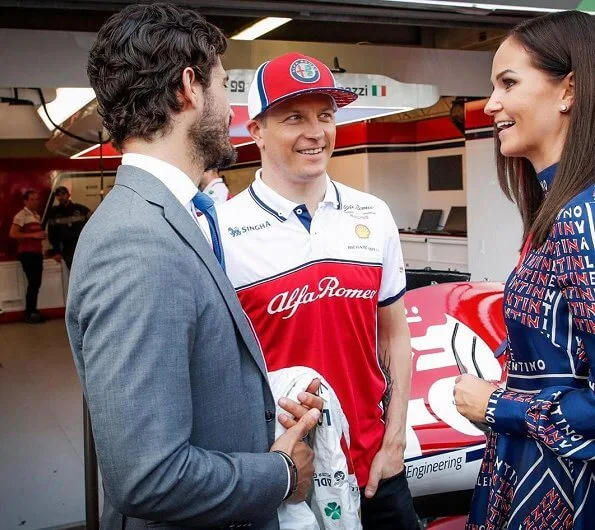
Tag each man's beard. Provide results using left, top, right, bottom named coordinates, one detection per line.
left=188, top=96, right=237, bottom=172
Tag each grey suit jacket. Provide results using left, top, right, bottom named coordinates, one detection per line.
left=66, top=165, right=286, bottom=529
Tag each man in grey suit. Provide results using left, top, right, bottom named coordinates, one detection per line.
left=66, top=4, right=321, bottom=529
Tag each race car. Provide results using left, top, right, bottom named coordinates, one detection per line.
left=402, top=281, right=507, bottom=527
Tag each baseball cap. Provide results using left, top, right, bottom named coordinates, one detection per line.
left=247, top=52, right=358, bottom=119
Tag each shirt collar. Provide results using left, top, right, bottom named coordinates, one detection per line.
left=121, top=153, right=198, bottom=207
left=536, top=162, right=558, bottom=193
left=249, top=169, right=341, bottom=221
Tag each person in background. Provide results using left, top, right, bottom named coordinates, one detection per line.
left=68, top=4, right=322, bottom=529
left=212, top=52, right=419, bottom=530
left=199, top=167, right=230, bottom=203
left=47, top=186, right=92, bottom=269
left=9, top=190, right=46, bottom=324
left=454, top=11, right=595, bottom=530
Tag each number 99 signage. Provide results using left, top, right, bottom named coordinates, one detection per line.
left=229, top=79, right=246, bottom=94
left=226, top=70, right=253, bottom=105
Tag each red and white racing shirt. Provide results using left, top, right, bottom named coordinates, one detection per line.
left=215, top=170, right=406, bottom=486
left=12, top=207, right=43, bottom=254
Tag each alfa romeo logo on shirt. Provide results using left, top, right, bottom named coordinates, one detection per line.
left=290, top=59, right=320, bottom=83
left=355, top=224, right=371, bottom=238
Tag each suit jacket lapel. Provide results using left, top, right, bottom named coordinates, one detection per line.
left=115, top=165, right=269, bottom=378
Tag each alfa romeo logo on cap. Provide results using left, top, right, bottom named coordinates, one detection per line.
left=290, top=59, right=320, bottom=84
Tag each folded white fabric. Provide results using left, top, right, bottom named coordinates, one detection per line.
left=268, top=366, right=362, bottom=530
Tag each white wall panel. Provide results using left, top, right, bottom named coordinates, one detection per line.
left=367, top=152, right=418, bottom=229
left=417, top=147, right=466, bottom=228
left=465, top=137, right=522, bottom=281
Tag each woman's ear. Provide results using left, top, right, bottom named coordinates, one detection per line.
left=560, top=71, right=575, bottom=111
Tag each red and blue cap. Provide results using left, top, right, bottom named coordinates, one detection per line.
left=247, top=52, right=358, bottom=119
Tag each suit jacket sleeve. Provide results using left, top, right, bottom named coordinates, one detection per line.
left=67, top=215, right=287, bottom=526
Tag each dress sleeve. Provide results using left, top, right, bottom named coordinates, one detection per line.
left=487, top=199, right=595, bottom=461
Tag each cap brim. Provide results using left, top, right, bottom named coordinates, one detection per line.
left=255, top=87, right=358, bottom=118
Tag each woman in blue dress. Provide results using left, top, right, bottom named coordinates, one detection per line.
left=453, top=10, right=595, bottom=530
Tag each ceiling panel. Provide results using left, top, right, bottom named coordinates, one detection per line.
left=0, top=0, right=533, bottom=49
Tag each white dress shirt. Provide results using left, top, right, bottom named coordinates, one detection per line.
left=121, top=153, right=209, bottom=240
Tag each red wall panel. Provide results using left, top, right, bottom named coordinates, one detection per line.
left=465, top=99, right=492, bottom=130
left=0, top=157, right=120, bottom=261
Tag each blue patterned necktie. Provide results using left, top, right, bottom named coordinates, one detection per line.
left=192, top=191, right=225, bottom=271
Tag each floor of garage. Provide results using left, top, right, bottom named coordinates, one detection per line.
left=0, top=318, right=100, bottom=530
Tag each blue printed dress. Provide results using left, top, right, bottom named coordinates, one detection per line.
left=467, top=164, right=595, bottom=530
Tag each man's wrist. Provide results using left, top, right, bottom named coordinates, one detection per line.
left=380, top=429, right=406, bottom=452
left=273, top=450, right=297, bottom=500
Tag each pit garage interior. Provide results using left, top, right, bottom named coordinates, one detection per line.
left=0, top=1, right=588, bottom=529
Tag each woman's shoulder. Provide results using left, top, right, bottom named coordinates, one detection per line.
left=547, top=185, right=595, bottom=249
left=556, top=184, right=595, bottom=221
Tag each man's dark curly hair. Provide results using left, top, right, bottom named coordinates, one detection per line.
left=87, top=3, right=227, bottom=150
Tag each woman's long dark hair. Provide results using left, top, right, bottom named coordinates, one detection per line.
left=495, top=11, right=595, bottom=247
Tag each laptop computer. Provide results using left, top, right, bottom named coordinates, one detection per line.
left=423, top=206, right=467, bottom=236
left=440, top=206, right=467, bottom=236
left=416, top=209, right=443, bottom=233
left=399, top=209, right=443, bottom=234
left=444, top=206, right=467, bottom=236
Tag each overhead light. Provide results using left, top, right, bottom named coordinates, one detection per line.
left=37, top=88, right=96, bottom=131
left=231, top=17, right=292, bottom=41
left=383, top=1, right=564, bottom=13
